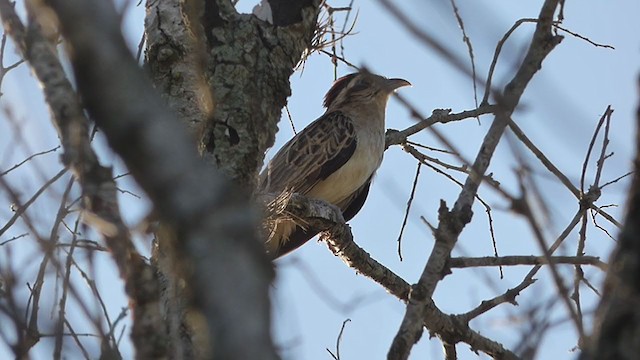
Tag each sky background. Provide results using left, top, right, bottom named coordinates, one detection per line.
left=0, top=0, right=638, bottom=359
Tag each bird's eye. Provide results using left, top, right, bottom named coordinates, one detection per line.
left=350, top=79, right=370, bottom=93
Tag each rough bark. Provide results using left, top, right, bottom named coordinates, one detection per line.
left=143, top=0, right=321, bottom=358
left=146, top=0, right=320, bottom=187
left=44, top=0, right=283, bottom=359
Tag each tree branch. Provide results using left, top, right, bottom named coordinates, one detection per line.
left=584, top=76, right=640, bottom=359
left=264, top=193, right=520, bottom=359
left=388, top=1, right=563, bottom=358
left=0, top=2, right=165, bottom=358
left=385, top=105, right=496, bottom=148
left=42, top=0, right=277, bottom=359
left=449, top=256, right=606, bottom=270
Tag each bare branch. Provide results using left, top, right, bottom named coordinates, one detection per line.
left=388, top=1, right=563, bottom=357
left=42, top=0, right=277, bottom=359
left=0, top=2, right=166, bottom=356
left=449, top=256, right=606, bottom=270
left=396, top=162, right=421, bottom=261
left=0, top=169, right=67, bottom=237
left=554, top=24, right=615, bottom=50
left=449, top=0, right=478, bottom=109
left=264, top=192, right=520, bottom=359
left=385, top=105, right=496, bottom=148
left=326, top=318, right=350, bottom=360
left=584, top=76, right=640, bottom=359
left=481, top=18, right=539, bottom=106
left=0, top=146, right=60, bottom=178
left=508, top=119, right=580, bottom=198
left=580, top=106, right=614, bottom=192
left=53, top=209, right=81, bottom=360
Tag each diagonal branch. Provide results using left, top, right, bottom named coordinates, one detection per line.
left=264, top=192, right=520, bottom=359
left=41, top=1, right=278, bottom=359
left=387, top=1, right=563, bottom=358
left=0, top=2, right=164, bottom=358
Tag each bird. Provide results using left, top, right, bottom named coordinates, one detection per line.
left=259, top=71, right=411, bottom=258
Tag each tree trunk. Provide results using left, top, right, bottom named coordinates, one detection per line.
left=144, top=1, right=321, bottom=358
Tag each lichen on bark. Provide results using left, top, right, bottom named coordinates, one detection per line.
left=143, top=1, right=321, bottom=358
left=201, top=7, right=319, bottom=187
left=146, top=1, right=320, bottom=187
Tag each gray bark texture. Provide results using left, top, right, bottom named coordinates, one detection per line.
left=31, top=0, right=321, bottom=359
left=142, top=0, right=321, bottom=359
left=146, top=0, right=320, bottom=187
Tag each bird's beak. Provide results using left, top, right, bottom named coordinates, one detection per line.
left=384, top=78, right=412, bottom=93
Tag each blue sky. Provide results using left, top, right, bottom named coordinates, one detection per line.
left=263, top=2, right=638, bottom=358
left=1, top=1, right=638, bottom=359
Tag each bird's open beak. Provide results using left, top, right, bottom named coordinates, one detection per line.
left=385, top=78, right=412, bottom=93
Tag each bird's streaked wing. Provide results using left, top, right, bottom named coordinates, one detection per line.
left=259, top=110, right=356, bottom=195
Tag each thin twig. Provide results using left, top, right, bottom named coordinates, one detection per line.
left=481, top=18, right=539, bottom=105
left=53, top=213, right=81, bottom=359
left=449, top=255, right=605, bottom=270
left=449, top=0, right=479, bottom=111
left=460, top=206, right=582, bottom=322
left=0, top=146, right=60, bottom=177
left=600, top=171, right=634, bottom=190
left=396, top=162, right=421, bottom=261
left=0, top=169, right=67, bottom=237
left=0, top=232, right=28, bottom=246
left=593, top=107, right=613, bottom=188
left=553, top=24, right=615, bottom=50
left=515, top=181, right=585, bottom=341
left=326, top=319, right=351, bottom=360
left=284, top=105, right=297, bottom=135
left=508, top=118, right=580, bottom=198
left=385, top=105, right=497, bottom=148
left=580, top=106, right=612, bottom=192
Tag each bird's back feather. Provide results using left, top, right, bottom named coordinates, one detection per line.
left=259, top=111, right=357, bottom=196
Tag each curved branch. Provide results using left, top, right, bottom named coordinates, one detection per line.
left=266, top=193, right=520, bottom=359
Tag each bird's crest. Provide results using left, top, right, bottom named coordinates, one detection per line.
left=323, top=73, right=358, bottom=108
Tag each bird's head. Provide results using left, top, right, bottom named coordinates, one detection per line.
left=323, top=72, right=411, bottom=111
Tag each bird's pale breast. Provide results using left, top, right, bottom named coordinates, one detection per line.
left=306, top=125, right=384, bottom=207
